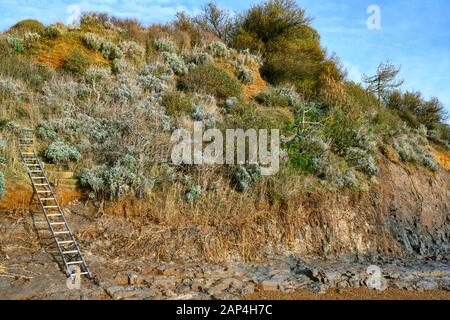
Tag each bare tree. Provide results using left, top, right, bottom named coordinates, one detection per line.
left=362, top=61, right=404, bottom=104
left=196, top=2, right=234, bottom=43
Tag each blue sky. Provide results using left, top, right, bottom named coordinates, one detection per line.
left=1, top=0, right=449, bottom=117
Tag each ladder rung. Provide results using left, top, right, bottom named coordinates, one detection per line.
left=50, top=222, right=66, bottom=225
left=40, top=197, right=55, bottom=201
left=58, top=240, right=74, bottom=244
left=37, top=190, right=52, bottom=193
left=35, top=184, right=48, bottom=186
left=44, top=205, right=58, bottom=208
left=54, top=231, right=70, bottom=234
left=32, top=177, right=46, bottom=179
left=30, top=170, right=43, bottom=173
left=66, top=261, right=83, bottom=265
left=63, top=250, right=78, bottom=254
left=47, top=213, right=62, bottom=217
left=22, top=152, right=35, bottom=155
left=27, top=163, right=40, bottom=166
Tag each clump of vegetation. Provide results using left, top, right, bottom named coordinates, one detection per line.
left=178, top=63, right=242, bottom=99
left=23, top=32, right=41, bottom=49
left=391, top=133, right=439, bottom=171
left=232, top=0, right=343, bottom=98
left=184, top=50, right=212, bottom=65
left=80, top=32, right=102, bottom=51
left=257, top=85, right=298, bottom=107
left=345, top=147, right=379, bottom=176
left=163, top=52, right=187, bottom=75
left=236, top=66, right=254, bottom=84
left=6, top=35, right=24, bottom=53
left=9, top=19, right=45, bottom=35
left=232, top=164, right=261, bottom=191
left=62, top=49, right=91, bottom=74
left=120, top=40, right=145, bottom=62
left=43, top=24, right=63, bottom=38
left=190, top=105, right=216, bottom=128
left=207, top=41, right=229, bottom=58
left=80, top=163, right=153, bottom=200
left=154, top=37, right=176, bottom=53
left=0, top=76, right=23, bottom=100
left=225, top=96, right=239, bottom=108
left=44, top=140, right=81, bottom=164
left=100, top=40, right=123, bottom=60
left=161, top=91, right=192, bottom=116
left=184, top=185, right=202, bottom=204
left=36, top=122, right=59, bottom=140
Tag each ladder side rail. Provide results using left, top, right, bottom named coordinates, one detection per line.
left=33, top=150, right=92, bottom=277
left=19, top=149, right=71, bottom=275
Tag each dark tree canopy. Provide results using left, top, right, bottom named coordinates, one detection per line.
left=387, top=90, right=448, bottom=129
left=231, top=0, right=343, bottom=99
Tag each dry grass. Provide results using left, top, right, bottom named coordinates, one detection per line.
left=75, top=167, right=330, bottom=263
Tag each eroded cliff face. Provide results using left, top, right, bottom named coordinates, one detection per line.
left=1, top=152, right=448, bottom=263
left=284, top=154, right=449, bottom=260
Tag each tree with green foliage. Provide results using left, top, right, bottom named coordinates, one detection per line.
left=231, top=0, right=343, bottom=98
left=387, top=90, right=447, bottom=129
left=362, top=61, right=404, bottom=104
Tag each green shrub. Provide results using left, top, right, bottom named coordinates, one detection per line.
left=345, top=147, right=379, bottom=176
left=36, top=122, right=58, bottom=140
left=154, top=37, right=176, bottom=53
left=226, top=102, right=293, bottom=133
left=161, top=91, right=192, bottom=116
left=80, top=163, right=151, bottom=200
left=207, top=41, right=229, bottom=58
left=163, top=52, right=187, bottom=75
left=178, top=63, right=243, bottom=99
left=231, top=164, right=261, bottom=191
left=391, top=134, right=439, bottom=171
left=79, top=167, right=105, bottom=195
left=80, top=32, right=102, bottom=51
left=23, top=32, right=41, bottom=49
left=43, top=25, right=62, bottom=38
left=184, top=51, right=212, bottom=65
left=225, top=97, right=239, bottom=108
left=100, top=41, right=123, bottom=60
left=236, top=66, right=254, bottom=84
left=287, top=130, right=329, bottom=174
left=62, top=49, right=91, bottom=74
left=44, top=140, right=81, bottom=164
left=6, top=35, right=24, bottom=53
left=256, top=85, right=298, bottom=107
left=184, top=185, right=202, bottom=204
left=119, top=40, right=145, bottom=61
left=190, top=105, right=216, bottom=129
left=422, top=155, right=438, bottom=171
